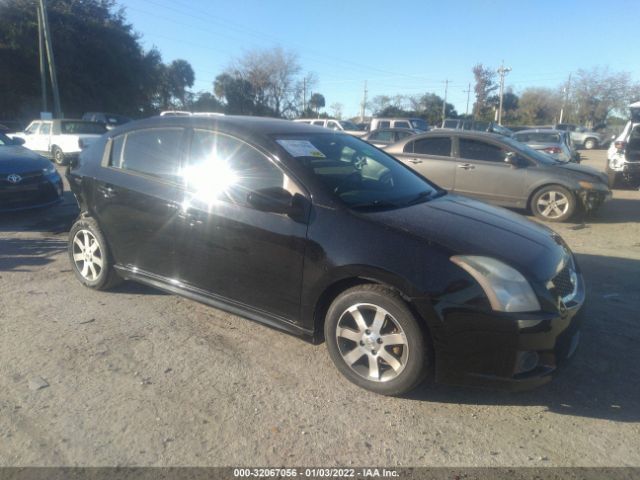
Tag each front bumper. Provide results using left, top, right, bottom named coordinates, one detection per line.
left=427, top=276, right=585, bottom=391
left=578, top=187, right=611, bottom=213
left=0, top=175, right=63, bottom=212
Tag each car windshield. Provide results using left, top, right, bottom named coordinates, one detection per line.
left=500, top=136, right=559, bottom=164
left=339, top=120, right=360, bottom=131
left=274, top=132, right=442, bottom=210
left=60, top=121, right=107, bottom=134
left=410, top=119, right=428, bottom=131
left=514, top=132, right=561, bottom=143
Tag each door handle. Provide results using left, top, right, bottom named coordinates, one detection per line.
left=97, top=184, right=117, bottom=198
left=457, top=163, right=475, bottom=170
left=408, top=158, right=423, bottom=164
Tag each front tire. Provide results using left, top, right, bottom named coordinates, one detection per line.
left=531, top=185, right=577, bottom=222
left=324, top=285, right=428, bottom=396
left=68, top=218, right=122, bottom=290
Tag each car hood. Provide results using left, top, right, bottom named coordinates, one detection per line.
left=0, top=146, right=51, bottom=173
left=362, top=194, right=569, bottom=283
left=554, top=162, right=608, bottom=183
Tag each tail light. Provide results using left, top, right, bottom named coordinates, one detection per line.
left=614, top=141, right=626, bottom=152
left=543, top=146, right=562, bottom=154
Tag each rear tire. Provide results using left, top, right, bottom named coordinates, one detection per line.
left=52, top=145, right=66, bottom=165
left=68, top=217, right=122, bottom=290
left=324, top=284, right=428, bottom=396
left=583, top=138, right=597, bottom=150
left=531, top=185, right=576, bottom=222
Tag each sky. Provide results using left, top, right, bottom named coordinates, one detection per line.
left=118, top=0, right=640, bottom=118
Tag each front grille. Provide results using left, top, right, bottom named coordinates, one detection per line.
left=0, top=170, right=44, bottom=186
left=551, top=262, right=577, bottom=302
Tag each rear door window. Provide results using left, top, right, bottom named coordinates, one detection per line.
left=394, top=121, right=410, bottom=129
left=378, top=121, right=391, bottom=129
left=459, top=138, right=505, bottom=162
left=413, top=137, right=452, bottom=156
left=115, top=128, right=183, bottom=181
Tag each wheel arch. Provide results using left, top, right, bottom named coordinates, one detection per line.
left=311, top=273, right=433, bottom=346
left=526, top=181, right=576, bottom=212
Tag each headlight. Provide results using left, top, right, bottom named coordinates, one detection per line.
left=42, top=164, right=56, bottom=175
left=450, top=255, right=541, bottom=313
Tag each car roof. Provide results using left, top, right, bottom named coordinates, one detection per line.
left=119, top=115, right=331, bottom=137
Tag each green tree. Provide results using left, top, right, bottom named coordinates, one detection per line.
left=309, top=93, right=325, bottom=115
left=0, top=0, right=164, bottom=119
left=213, top=73, right=258, bottom=115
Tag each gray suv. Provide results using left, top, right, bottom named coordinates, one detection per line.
left=385, top=131, right=610, bottom=222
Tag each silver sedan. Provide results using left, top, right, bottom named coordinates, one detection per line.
left=385, top=130, right=610, bottom=222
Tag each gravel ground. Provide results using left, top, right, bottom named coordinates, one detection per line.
left=0, top=149, right=639, bottom=467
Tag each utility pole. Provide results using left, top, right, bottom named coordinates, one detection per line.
left=37, top=4, right=47, bottom=114
left=496, top=62, right=511, bottom=125
left=442, top=79, right=449, bottom=126
left=463, top=83, right=471, bottom=117
left=302, top=77, right=306, bottom=114
left=559, top=72, right=572, bottom=124
left=360, top=80, right=367, bottom=123
left=38, top=0, right=62, bottom=118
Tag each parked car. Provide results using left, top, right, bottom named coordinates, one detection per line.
left=82, top=112, right=132, bottom=130
left=606, top=101, right=640, bottom=187
left=385, top=131, right=610, bottom=222
left=440, top=119, right=513, bottom=137
left=0, top=132, right=63, bottom=212
left=293, top=118, right=365, bottom=137
left=10, top=119, right=106, bottom=165
left=369, top=117, right=428, bottom=132
left=554, top=124, right=604, bottom=150
left=362, top=128, right=420, bottom=148
left=67, top=116, right=584, bottom=395
left=512, top=129, right=580, bottom=163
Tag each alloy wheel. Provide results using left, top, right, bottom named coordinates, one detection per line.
left=335, top=303, right=409, bottom=382
left=535, top=190, right=570, bottom=219
left=71, top=229, right=103, bottom=281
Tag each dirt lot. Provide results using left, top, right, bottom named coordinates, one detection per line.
left=1, top=150, right=639, bottom=467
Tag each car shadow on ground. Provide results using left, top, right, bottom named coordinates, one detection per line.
left=407, top=253, right=640, bottom=423
left=0, top=237, right=68, bottom=271
left=587, top=196, right=640, bottom=224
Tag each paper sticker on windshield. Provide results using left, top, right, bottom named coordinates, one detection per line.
left=276, top=140, right=326, bottom=158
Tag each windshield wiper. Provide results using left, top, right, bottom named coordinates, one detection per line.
left=406, top=190, right=435, bottom=205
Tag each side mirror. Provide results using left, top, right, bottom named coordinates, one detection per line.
left=12, top=137, right=25, bottom=146
left=247, top=187, right=294, bottom=214
left=504, top=152, right=523, bottom=167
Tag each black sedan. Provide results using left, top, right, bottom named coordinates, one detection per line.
left=0, top=132, right=63, bottom=212
left=66, top=116, right=584, bottom=395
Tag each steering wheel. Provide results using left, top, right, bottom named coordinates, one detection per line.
left=334, top=172, right=362, bottom=195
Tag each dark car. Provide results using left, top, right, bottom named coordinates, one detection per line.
left=385, top=131, right=610, bottom=222
left=0, top=132, right=63, bottom=212
left=362, top=128, right=420, bottom=147
left=67, top=116, right=584, bottom=396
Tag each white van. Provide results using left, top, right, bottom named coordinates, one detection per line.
left=369, top=117, right=428, bottom=132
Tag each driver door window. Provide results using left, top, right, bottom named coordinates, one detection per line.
left=458, top=138, right=505, bottom=162
left=186, top=130, right=297, bottom=207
